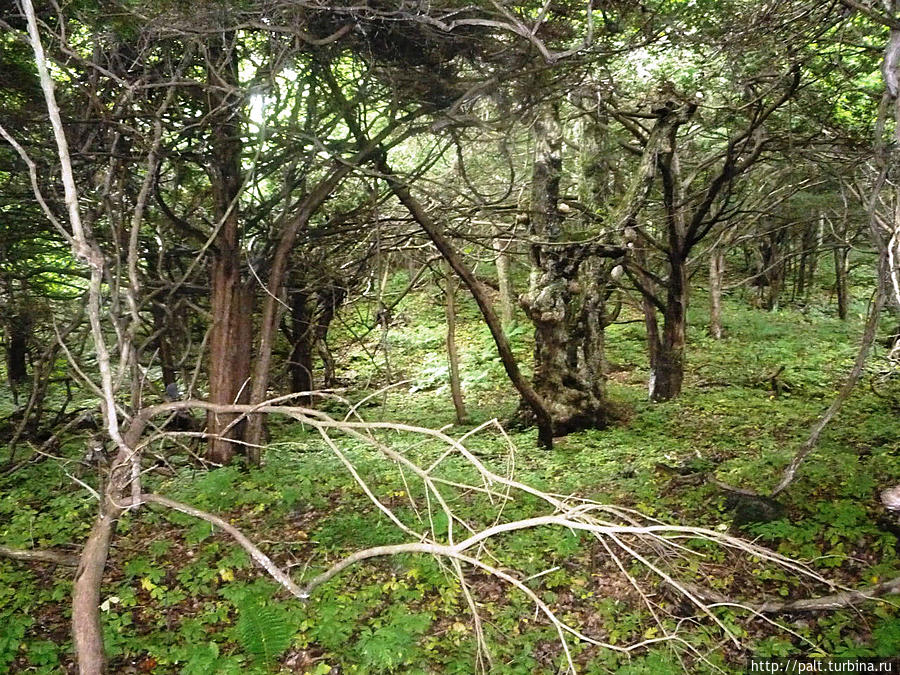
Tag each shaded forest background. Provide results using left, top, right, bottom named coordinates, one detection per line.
left=2, top=0, right=900, bottom=672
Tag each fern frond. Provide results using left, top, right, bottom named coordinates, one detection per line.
left=235, top=604, right=292, bottom=666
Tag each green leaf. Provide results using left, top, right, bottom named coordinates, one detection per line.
left=235, top=604, right=292, bottom=666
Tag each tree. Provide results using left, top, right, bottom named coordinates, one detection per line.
left=6, top=1, right=900, bottom=673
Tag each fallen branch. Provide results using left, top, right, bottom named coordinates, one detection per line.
left=0, top=544, right=79, bottom=566
left=679, top=574, right=900, bottom=614
left=139, top=493, right=307, bottom=599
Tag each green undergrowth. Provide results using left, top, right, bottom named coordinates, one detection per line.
left=1, top=281, right=899, bottom=673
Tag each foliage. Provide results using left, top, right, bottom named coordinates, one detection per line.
left=1, top=0, right=899, bottom=671
left=235, top=602, right=293, bottom=668
left=2, top=286, right=899, bottom=672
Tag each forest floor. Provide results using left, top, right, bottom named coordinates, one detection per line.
left=1, top=278, right=900, bottom=673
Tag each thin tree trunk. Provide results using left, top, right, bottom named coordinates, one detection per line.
left=650, top=256, right=688, bottom=402
left=494, top=230, right=515, bottom=327
left=244, top=166, right=357, bottom=458
left=762, top=228, right=787, bottom=311
left=642, top=296, right=661, bottom=379
left=835, top=245, right=850, bottom=320
left=378, top=160, right=555, bottom=448
left=771, top=273, right=885, bottom=496
left=807, top=214, right=823, bottom=291
left=444, top=263, right=468, bottom=424
left=151, top=303, right=177, bottom=390
left=709, top=249, right=725, bottom=339
left=71, top=406, right=156, bottom=674
left=314, top=287, right=343, bottom=388
left=8, top=297, right=86, bottom=462
left=72, top=502, right=120, bottom=674
left=288, top=290, right=315, bottom=397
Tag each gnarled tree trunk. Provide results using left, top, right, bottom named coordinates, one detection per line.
left=521, top=103, right=615, bottom=432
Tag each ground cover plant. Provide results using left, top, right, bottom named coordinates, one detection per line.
left=2, top=284, right=899, bottom=673
left=2, top=0, right=900, bottom=673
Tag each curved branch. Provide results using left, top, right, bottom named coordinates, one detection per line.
left=140, top=493, right=308, bottom=599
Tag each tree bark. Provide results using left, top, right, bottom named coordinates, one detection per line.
left=204, top=37, right=252, bottom=465
left=709, top=249, right=725, bottom=339
left=206, top=252, right=253, bottom=465
left=650, top=255, right=688, bottom=401
left=494, top=230, right=515, bottom=327
left=520, top=103, right=616, bottom=432
left=834, top=244, right=850, bottom=320
left=444, top=263, right=468, bottom=424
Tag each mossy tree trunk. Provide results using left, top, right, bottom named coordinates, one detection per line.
left=521, top=102, right=617, bottom=433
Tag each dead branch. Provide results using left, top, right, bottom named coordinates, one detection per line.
left=680, top=574, right=900, bottom=614
left=0, top=545, right=79, bottom=566
left=139, top=493, right=307, bottom=598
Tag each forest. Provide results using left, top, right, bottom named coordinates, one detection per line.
left=1, top=0, right=900, bottom=672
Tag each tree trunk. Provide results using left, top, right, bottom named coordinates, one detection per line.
left=205, top=37, right=252, bottom=465
left=288, top=290, right=315, bottom=398
left=444, top=263, right=468, bottom=424
left=6, top=313, right=29, bottom=405
left=494, top=230, right=515, bottom=327
left=243, top=166, right=357, bottom=458
left=151, top=303, right=177, bottom=391
left=642, top=295, right=661, bottom=377
left=650, top=108, right=691, bottom=403
left=314, top=285, right=344, bottom=389
left=650, top=255, right=687, bottom=401
left=761, top=227, right=787, bottom=311
left=807, top=214, right=824, bottom=292
left=709, top=249, right=725, bottom=339
left=835, top=245, right=850, bottom=320
left=207, top=264, right=253, bottom=464
left=796, top=219, right=815, bottom=299
left=521, top=103, right=613, bottom=432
